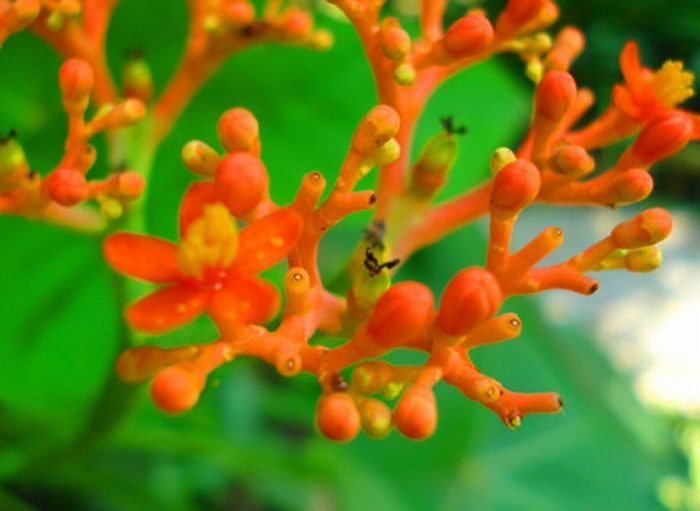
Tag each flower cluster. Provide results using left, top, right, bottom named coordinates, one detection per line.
left=1, top=59, right=145, bottom=228
left=0, top=0, right=328, bottom=227
left=3, top=0, right=699, bottom=441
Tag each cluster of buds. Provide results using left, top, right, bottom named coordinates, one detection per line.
left=105, top=0, right=699, bottom=441
left=3, top=0, right=699, bottom=441
left=0, top=0, right=327, bottom=227
left=0, top=59, right=145, bottom=228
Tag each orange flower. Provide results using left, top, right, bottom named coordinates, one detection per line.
left=104, top=203, right=303, bottom=334
left=614, top=41, right=698, bottom=130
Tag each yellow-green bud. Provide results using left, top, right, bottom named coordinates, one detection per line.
left=490, top=147, right=516, bottom=175
left=182, top=140, right=220, bottom=177
left=0, top=133, right=28, bottom=189
left=416, top=131, right=458, bottom=174
left=373, top=138, right=401, bottom=167
left=394, top=62, right=416, bottom=86
left=624, top=246, right=663, bottom=272
left=122, top=54, right=154, bottom=103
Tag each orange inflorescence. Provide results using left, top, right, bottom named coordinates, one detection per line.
left=0, top=0, right=328, bottom=228
left=0, top=58, right=145, bottom=229
left=3, top=0, right=699, bottom=440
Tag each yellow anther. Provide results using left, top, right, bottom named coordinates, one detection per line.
left=178, top=203, right=238, bottom=280
left=652, top=60, right=695, bottom=107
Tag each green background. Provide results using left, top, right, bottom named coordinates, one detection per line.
left=1, top=1, right=699, bottom=509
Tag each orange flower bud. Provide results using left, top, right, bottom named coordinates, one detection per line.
left=222, top=1, right=255, bottom=27
left=442, top=14, right=494, bottom=58
left=607, top=168, right=653, bottom=204
left=214, top=152, right=268, bottom=216
left=351, top=105, right=400, bottom=157
left=12, top=0, right=41, bottom=24
left=489, top=159, right=541, bottom=217
left=379, top=18, right=411, bottom=61
left=611, top=208, right=673, bottom=249
left=115, top=171, right=146, bottom=199
left=281, top=8, right=313, bottom=39
left=436, top=267, right=502, bottom=337
left=366, top=282, right=435, bottom=348
left=627, top=112, right=693, bottom=167
left=316, top=393, right=361, bottom=442
left=393, top=388, right=437, bottom=439
left=59, top=58, right=94, bottom=108
left=217, top=107, right=260, bottom=153
left=359, top=398, right=392, bottom=438
left=551, top=145, right=594, bottom=177
left=535, top=71, right=577, bottom=122
left=150, top=365, right=204, bottom=414
left=44, top=167, right=89, bottom=206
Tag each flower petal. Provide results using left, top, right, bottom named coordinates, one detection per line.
left=619, top=41, right=646, bottom=95
left=207, top=273, right=280, bottom=325
left=127, top=284, right=209, bottom=334
left=179, top=182, right=219, bottom=237
left=612, top=84, right=642, bottom=120
left=104, top=233, right=180, bottom=283
left=232, top=208, right=303, bottom=274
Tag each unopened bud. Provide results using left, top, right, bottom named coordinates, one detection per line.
left=281, top=8, right=313, bottom=39
left=611, top=208, right=673, bottom=249
left=489, top=147, right=516, bottom=175
left=624, top=246, right=663, bottom=272
left=489, top=159, right=541, bottom=216
left=45, top=167, right=89, bottom=206
left=535, top=70, right=577, bottom=121
left=316, top=393, right=361, bottom=442
left=151, top=365, right=204, bottom=414
left=551, top=145, right=594, bottom=177
left=352, top=105, right=401, bottom=157
left=394, top=388, right=437, bottom=439
left=379, top=17, right=411, bottom=60
left=214, top=152, right=268, bottom=216
left=0, top=133, right=28, bottom=188
left=122, top=53, right=154, bottom=103
left=359, top=399, right=392, bottom=438
left=115, top=171, right=146, bottom=199
left=394, top=62, right=416, bottom=85
left=182, top=140, right=221, bottom=177
left=607, top=168, right=653, bottom=204
left=435, top=267, right=502, bottom=337
left=218, top=107, right=260, bottom=153
left=222, top=1, right=255, bottom=27
left=59, top=58, right=94, bottom=109
left=373, top=138, right=400, bottom=167
left=441, top=14, right=494, bottom=59
left=366, top=282, right=435, bottom=348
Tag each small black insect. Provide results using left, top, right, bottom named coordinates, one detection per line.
left=440, top=116, right=468, bottom=136
left=364, top=246, right=400, bottom=277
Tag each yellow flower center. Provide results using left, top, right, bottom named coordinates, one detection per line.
left=652, top=60, right=695, bottom=107
left=178, top=203, right=238, bottom=281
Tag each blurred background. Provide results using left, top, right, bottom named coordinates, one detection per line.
left=1, top=0, right=699, bottom=509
